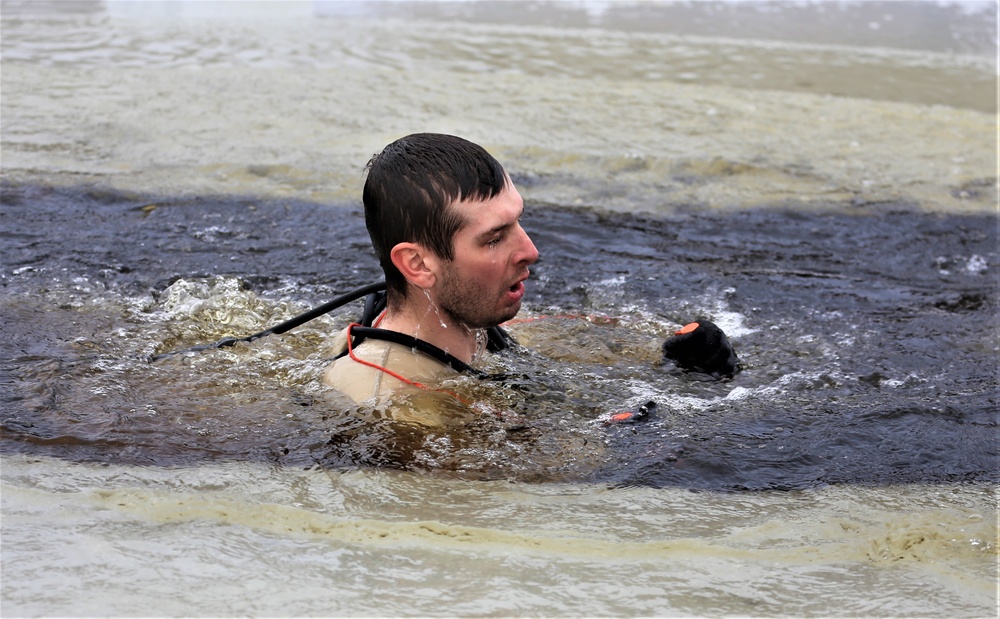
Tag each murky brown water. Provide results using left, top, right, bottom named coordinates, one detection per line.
left=2, top=1, right=997, bottom=617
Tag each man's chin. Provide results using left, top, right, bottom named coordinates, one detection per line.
left=496, top=301, right=522, bottom=325
left=469, top=305, right=521, bottom=330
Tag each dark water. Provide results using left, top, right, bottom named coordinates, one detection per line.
left=1, top=182, right=997, bottom=490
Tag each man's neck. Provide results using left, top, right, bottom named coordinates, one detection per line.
left=378, top=295, right=481, bottom=364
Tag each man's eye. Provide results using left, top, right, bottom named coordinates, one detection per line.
left=487, top=235, right=503, bottom=248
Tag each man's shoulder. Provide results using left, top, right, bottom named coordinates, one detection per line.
left=323, top=337, right=457, bottom=403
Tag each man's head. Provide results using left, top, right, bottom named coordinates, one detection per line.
left=363, top=133, right=538, bottom=326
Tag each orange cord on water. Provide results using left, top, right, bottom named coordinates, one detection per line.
left=502, top=313, right=619, bottom=326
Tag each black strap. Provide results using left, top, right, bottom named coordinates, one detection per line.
left=151, top=279, right=520, bottom=381
left=361, top=287, right=387, bottom=327
left=353, top=289, right=518, bottom=353
left=337, top=300, right=521, bottom=381
left=150, top=281, right=387, bottom=362
left=345, top=325, right=487, bottom=378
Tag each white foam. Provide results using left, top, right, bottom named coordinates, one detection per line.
left=966, top=254, right=988, bottom=274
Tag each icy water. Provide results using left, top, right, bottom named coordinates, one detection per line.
left=1, top=1, right=998, bottom=617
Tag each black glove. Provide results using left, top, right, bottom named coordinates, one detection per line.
left=662, top=319, right=740, bottom=379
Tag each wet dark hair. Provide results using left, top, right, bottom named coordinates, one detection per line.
left=362, top=133, right=509, bottom=302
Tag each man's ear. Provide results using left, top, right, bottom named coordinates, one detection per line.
left=390, top=242, right=439, bottom=289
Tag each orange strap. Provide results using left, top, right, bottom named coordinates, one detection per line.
left=503, top=313, right=619, bottom=326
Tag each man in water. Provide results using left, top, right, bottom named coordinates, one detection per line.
left=324, top=133, right=540, bottom=410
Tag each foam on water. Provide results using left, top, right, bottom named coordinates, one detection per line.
left=2, top=452, right=996, bottom=616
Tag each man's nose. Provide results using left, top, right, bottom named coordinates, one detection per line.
left=517, top=226, right=540, bottom=265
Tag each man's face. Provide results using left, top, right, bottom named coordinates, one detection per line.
left=434, top=182, right=539, bottom=329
